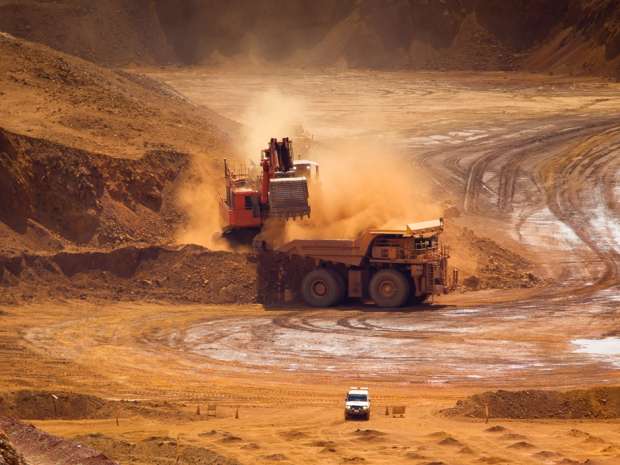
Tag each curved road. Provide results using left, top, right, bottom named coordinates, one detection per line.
left=20, top=71, right=620, bottom=393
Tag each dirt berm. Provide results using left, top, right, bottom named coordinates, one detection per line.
left=0, top=391, right=188, bottom=421
left=74, top=433, right=242, bottom=465
left=444, top=387, right=620, bottom=419
left=0, top=245, right=255, bottom=305
left=0, top=391, right=117, bottom=420
left=0, top=432, right=28, bottom=465
left=1, top=417, right=119, bottom=465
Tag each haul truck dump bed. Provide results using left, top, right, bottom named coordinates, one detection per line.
left=256, top=219, right=449, bottom=308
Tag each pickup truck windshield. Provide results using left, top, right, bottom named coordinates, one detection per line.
left=347, top=394, right=368, bottom=402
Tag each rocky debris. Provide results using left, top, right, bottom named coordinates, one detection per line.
left=443, top=387, right=620, bottom=419
left=0, top=418, right=118, bottom=465
left=0, top=128, right=187, bottom=247
left=446, top=225, right=543, bottom=291
left=0, top=433, right=28, bottom=465
left=0, top=245, right=256, bottom=305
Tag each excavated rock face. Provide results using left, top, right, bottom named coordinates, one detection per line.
left=570, top=0, right=620, bottom=60
left=0, top=128, right=186, bottom=245
left=153, top=0, right=354, bottom=63
left=475, top=0, right=570, bottom=51
left=1, top=0, right=619, bottom=77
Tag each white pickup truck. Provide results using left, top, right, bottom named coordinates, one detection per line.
left=344, top=387, right=370, bottom=420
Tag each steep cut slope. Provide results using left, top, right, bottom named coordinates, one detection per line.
left=0, top=0, right=618, bottom=77
left=0, top=0, right=174, bottom=66
left=0, top=32, right=233, bottom=159
left=524, top=0, right=620, bottom=77
left=0, top=128, right=186, bottom=252
left=0, top=34, right=235, bottom=256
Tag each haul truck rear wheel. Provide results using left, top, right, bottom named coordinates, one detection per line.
left=302, top=268, right=344, bottom=307
left=369, top=269, right=410, bottom=307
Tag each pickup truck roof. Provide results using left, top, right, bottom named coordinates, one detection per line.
left=348, top=387, right=369, bottom=395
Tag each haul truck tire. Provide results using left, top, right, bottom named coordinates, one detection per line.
left=369, top=269, right=410, bottom=307
left=302, top=268, right=344, bottom=307
left=330, top=269, right=346, bottom=305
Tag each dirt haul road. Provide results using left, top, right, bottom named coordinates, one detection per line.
left=1, top=70, right=620, bottom=465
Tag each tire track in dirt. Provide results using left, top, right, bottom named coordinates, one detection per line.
left=542, top=126, right=620, bottom=291
left=419, top=114, right=619, bottom=300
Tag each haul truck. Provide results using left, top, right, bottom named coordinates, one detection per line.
left=258, top=218, right=449, bottom=307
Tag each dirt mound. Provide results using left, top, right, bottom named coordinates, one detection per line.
left=0, top=433, right=28, bottom=465
left=485, top=425, right=507, bottom=433
left=0, top=418, right=118, bottom=465
left=0, top=391, right=116, bottom=420
left=444, top=387, right=620, bottom=419
left=75, top=432, right=241, bottom=465
left=507, top=441, right=535, bottom=449
left=438, top=436, right=462, bottom=447
left=0, top=391, right=180, bottom=420
left=0, top=245, right=255, bottom=305
left=352, top=429, right=385, bottom=442
left=444, top=224, right=543, bottom=291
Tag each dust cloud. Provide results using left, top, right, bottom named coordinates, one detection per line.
left=286, top=139, right=442, bottom=240
left=174, top=155, right=230, bottom=250
left=240, top=88, right=307, bottom=161
left=174, top=89, right=306, bottom=251
left=175, top=87, right=441, bottom=249
left=240, top=89, right=442, bottom=240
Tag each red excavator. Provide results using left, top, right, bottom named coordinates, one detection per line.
left=220, top=138, right=317, bottom=238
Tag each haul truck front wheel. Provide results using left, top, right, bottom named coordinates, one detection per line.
left=302, top=268, right=344, bottom=307
left=369, top=269, right=410, bottom=307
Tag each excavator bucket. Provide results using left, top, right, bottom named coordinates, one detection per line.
left=269, top=177, right=310, bottom=218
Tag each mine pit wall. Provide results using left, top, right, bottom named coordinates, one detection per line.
left=0, top=128, right=187, bottom=247
left=0, top=0, right=618, bottom=77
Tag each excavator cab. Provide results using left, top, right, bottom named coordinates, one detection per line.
left=220, top=188, right=261, bottom=233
